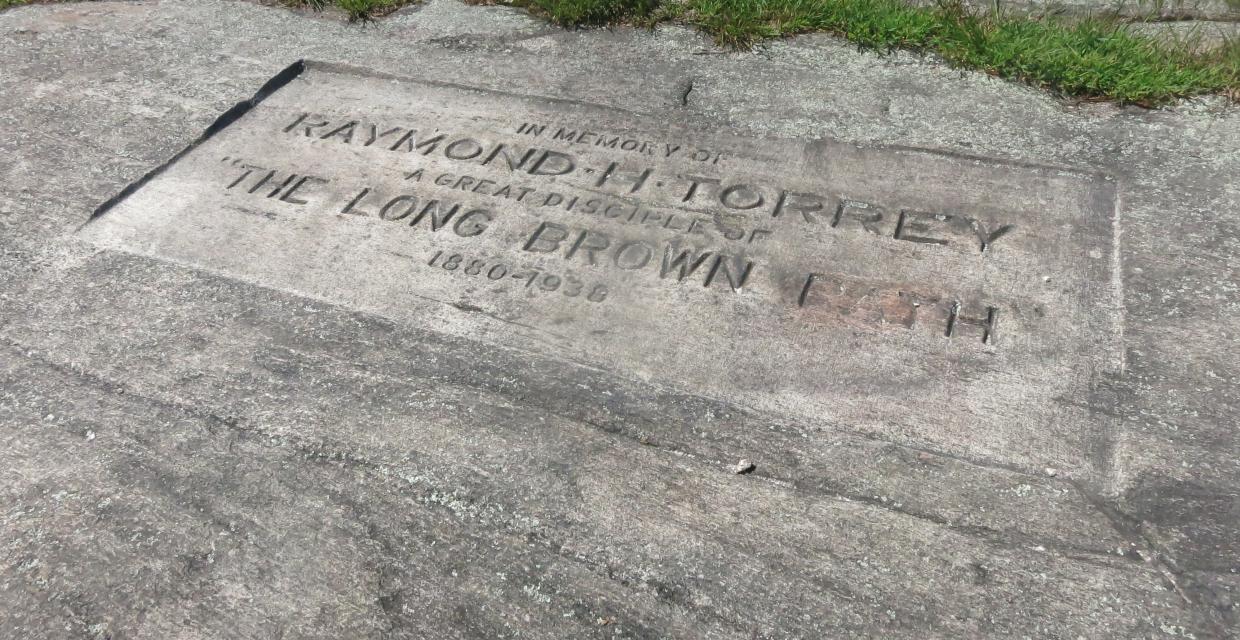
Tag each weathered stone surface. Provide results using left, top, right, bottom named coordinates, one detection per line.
left=927, top=0, right=1240, bottom=20
left=1126, top=19, right=1240, bottom=52
left=80, top=61, right=1122, bottom=475
left=1, top=1, right=1238, bottom=639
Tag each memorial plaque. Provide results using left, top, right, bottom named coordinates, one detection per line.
left=81, top=61, right=1122, bottom=470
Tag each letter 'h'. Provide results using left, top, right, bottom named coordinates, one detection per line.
left=946, top=302, right=998, bottom=344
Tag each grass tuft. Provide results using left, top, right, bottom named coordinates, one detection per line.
left=5, top=0, right=1238, bottom=104
left=281, top=0, right=413, bottom=20
left=495, top=0, right=660, bottom=25
left=671, top=0, right=1238, bottom=104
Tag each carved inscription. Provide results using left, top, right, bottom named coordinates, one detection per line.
left=204, top=110, right=1051, bottom=347
left=81, top=64, right=1121, bottom=468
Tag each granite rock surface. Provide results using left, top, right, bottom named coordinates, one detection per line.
left=0, top=1, right=1238, bottom=638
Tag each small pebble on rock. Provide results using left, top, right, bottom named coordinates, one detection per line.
left=734, top=459, right=756, bottom=475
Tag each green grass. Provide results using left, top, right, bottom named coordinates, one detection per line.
left=281, top=0, right=414, bottom=20
left=672, top=0, right=1238, bottom=105
left=6, top=0, right=1238, bottom=105
left=485, top=0, right=660, bottom=25
left=323, top=0, right=1240, bottom=104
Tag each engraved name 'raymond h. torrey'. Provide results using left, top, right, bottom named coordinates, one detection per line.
left=79, top=62, right=1122, bottom=469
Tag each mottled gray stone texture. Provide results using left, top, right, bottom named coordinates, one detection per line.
left=1, top=1, right=1238, bottom=639
left=944, top=0, right=1240, bottom=19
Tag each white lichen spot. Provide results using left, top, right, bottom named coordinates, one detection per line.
left=1159, top=623, right=1197, bottom=638
left=522, top=583, right=552, bottom=604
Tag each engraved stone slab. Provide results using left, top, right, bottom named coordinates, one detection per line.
left=81, top=61, right=1122, bottom=471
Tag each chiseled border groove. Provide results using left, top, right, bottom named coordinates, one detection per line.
left=83, top=59, right=308, bottom=226
left=75, top=58, right=1126, bottom=479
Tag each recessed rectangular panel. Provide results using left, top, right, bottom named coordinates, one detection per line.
left=81, top=62, right=1122, bottom=470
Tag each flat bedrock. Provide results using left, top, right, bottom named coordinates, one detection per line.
left=1, top=1, right=1238, bottom=638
